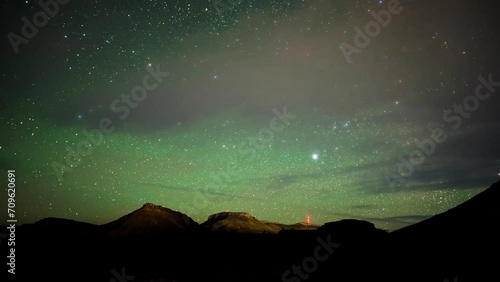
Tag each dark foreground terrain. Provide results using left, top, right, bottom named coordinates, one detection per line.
left=3, top=180, right=500, bottom=282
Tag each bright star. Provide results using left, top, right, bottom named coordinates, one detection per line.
left=312, top=153, right=319, bottom=160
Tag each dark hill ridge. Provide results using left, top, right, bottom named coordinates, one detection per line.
left=393, top=179, right=500, bottom=238
left=273, top=221, right=320, bottom=231
left=33, top=217, right=97, bottom=231
left=10, top=179, right=500, bottom=282
left=318, top=219, right=389, bottom=242
left=388, top=179, right=500, bottom=282
left=15, top=217, right=98, bottom=241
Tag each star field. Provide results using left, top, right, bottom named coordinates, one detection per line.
left=0, top=0, right=499, bottom=230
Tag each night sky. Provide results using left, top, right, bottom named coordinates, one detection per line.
left=1, top=0, right=499, bottom=230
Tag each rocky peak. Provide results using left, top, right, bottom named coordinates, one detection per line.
left=207, top=211, right=255, bottom=221
left=142, top=203, right=166, bottom=210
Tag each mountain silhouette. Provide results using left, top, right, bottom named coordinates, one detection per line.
left=387, top=179, right=500, bottom=282
left=6, top=180, right=499, bottom=282
left=393, top=179, right=500, bottom=237
left=93, top=203, right=199, bottom=240
left=201, top=211, right=319, bottom=233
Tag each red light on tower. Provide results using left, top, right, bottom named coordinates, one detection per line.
left=306, top=214, right=311, bottom=225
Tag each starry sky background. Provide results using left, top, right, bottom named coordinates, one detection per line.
left=1, top=0, right=499, bottom=230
